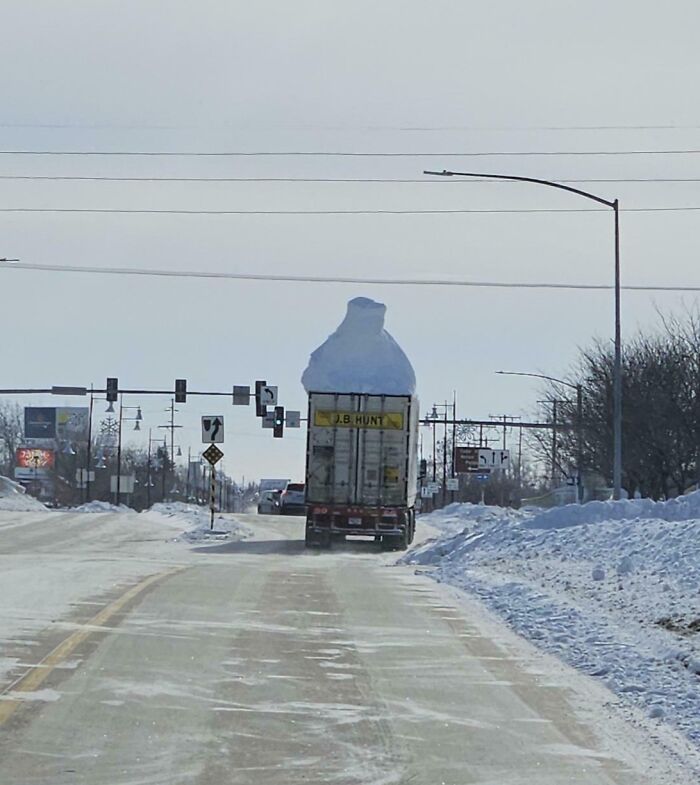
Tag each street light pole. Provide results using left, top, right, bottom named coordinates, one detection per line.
left=613, top=200, right=622, bottom=498
left=427, top=168, right=622, bottom=499
left=116, top=395, right=123, bottom=507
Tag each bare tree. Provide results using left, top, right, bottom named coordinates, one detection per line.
left=0, top=401, right=23, bottom=477
left=536, top=308, right=700, bottom=499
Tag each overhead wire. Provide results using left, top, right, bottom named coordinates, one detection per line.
left=1, top=260, right=699, bottom=293
left=1, top=122, right=700, bottom=131
left=1, top=175, right=699, bottom=184
left=2, top=148, right=700, bottom=157
left=0, top=206, right=698, bottom=214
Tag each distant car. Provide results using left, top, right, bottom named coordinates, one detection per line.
left=257, top=489, right=281, bottom=514
left=278, top=482, right=306, bottom=515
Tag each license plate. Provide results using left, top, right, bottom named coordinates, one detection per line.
left=348, top=517, right=362, bottom=526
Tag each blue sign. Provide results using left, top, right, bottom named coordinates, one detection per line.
left=476, top=473, right=490, bottom=482
left=24, top=407, right=56, bottom=439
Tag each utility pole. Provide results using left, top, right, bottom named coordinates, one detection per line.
left=443, top=402, right=448, bottom=507
left=158, top=399, right=182, bottom=501
left=86, top=385, right=94, bottom=502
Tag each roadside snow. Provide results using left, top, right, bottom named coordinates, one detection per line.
left=145, top=502, right=252, bottom=543
left=0, top=476, right=47, bottom=512
left=69, top=501, right=133, bottom=513
left=404, top=496, right=700, bottom=746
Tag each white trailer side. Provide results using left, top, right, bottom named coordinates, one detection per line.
left=305, top=392, right=419, bottom=549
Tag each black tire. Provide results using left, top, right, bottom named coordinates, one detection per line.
left=305, top=520, right=319, bottom=548
left=396, top=526, right=409, bottom=551
left=319, top=531, right=332, bottom=549
left=304, top=531, right=317, bottom=548
left=408, top=510, right=416, bottom=544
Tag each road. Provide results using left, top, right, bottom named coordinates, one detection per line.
left=0, top=508, right=692, bottom=784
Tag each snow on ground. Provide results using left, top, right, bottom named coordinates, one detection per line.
left=0, top=476, right=47, bottom=512
left=69, top=501, right=133, bottom=513
left=404, top=495, right=700, bottom=747
left=145, top=502, right=252, bottom=543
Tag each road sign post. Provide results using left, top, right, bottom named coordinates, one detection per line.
left=202, top=444, right=224, bottom=529
left=210, top=464, right=216, bottom=529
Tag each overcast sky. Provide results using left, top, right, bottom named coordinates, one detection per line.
left=1, top=1, right=699, bottom=483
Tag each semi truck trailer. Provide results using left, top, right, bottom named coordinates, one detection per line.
left=304, top=392, right=419, bottom=549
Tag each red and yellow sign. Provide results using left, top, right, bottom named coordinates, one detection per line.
left=16, top=448, right=55, bottom=469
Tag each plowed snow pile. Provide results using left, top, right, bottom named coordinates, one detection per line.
left=70, top=501, right=133, bottom=513
left=405, top=496, right=700, bottom=746
left=144, top=502, right=252, bottom=542
left=301, top=296, right=416, bottom=395
left=0, top=476, right=47, bottom=512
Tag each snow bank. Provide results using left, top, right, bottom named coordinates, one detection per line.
left=69, top=501, right=133, bottom=513
left=0, top=475, right=47, bottom=512
left=146, top=502, right=252, bottom=543
left=405, top=498, right=700, bottom=746
left=301, top=297, right=416, bottom=395
left=524, top=489, right=700, bottom=530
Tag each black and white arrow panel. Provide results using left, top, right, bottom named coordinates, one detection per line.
left=201, top=415, right=225, bottom=444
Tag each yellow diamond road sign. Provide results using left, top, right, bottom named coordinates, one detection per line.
left=203, top=444, right=224, bottom=465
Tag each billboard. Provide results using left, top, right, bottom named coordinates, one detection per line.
left=56, top=407, right=89, bottom=440
left=24, top=407, right=89, bottom=442
left=15, top=447, right=55, bottom=478
left=24, top=408, right=57, bottom=439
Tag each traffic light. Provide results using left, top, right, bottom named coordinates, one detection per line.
left=106, top=377, right=118, bottom=402
left=175, top=379, right=187, bottom=403
left=255, top=380, right=267, bottom=418
left=273, top=406, right=284, bottom=438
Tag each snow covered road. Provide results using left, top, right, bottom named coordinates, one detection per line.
left=0, top=508, right=696, bottom=783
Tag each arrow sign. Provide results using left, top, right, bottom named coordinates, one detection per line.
left=260, top=385, right=277, bottom=406
left=202, top=415, right=225, bottom=444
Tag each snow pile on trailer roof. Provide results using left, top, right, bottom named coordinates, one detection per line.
left=301, top=297, right=416, bottom=395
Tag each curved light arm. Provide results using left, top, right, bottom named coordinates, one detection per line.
left=495, top=370, right=579, bottom=391
left=423, top=169, right=617, bottom=209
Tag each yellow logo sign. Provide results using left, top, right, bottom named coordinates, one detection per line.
left=314, top=410, right=404, bottom=430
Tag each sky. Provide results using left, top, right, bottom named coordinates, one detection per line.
left=1, top=1, right=699, bottom=483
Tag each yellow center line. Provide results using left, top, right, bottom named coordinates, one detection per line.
left=0, top=566, right=184, bottom=726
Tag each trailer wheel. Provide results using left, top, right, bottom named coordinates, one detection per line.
left=396, top=526, right=409, bottom=551
left=319, top=531, right=332, bottom=549
left=305, top=519, right=320, bottom=548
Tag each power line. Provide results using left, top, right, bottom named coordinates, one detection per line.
left=1, top=122, right=700, bottom=131
left=2, top=260, right=699, bottom=292
left=2, top=148, right=700, bottom=158
left=0, top=206, right=698, bottom=215
left=1, top=175, right=700, bottom=184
